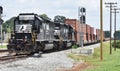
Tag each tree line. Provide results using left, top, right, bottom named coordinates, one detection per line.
left=2, top=14, right=66, bottom=33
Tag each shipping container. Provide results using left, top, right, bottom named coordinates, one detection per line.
left=65, top=19, right=87, bottom=46
left=65, top=19, right=103, bottom=45
left=84, top=33, right=87, bottom=43
left=90, top=27, right=94, bottom=35
left=86, top=24, right=91, bottom=43
left=90, top=27, right=94, bottom=42
left=79, top=24, right=86, bottom=34
left=96, top=29, right=100, bottom=41
left=86, top=24, right=91, bottom=34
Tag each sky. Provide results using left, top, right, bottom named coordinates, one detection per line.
left=0, top=0, right=120, bottom=35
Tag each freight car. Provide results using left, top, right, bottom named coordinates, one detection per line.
left=7, top=13, right=75, bottom=54
left=65, top=19, right=104, bottom=46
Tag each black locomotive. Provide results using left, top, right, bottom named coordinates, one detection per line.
left=7, top=13, right=75, bottom=54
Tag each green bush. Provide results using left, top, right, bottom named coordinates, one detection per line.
left=72, top=44, right=78, bottom=49
left=112, top=40, right=120, bottom=48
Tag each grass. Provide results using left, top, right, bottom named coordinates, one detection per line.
left=0, top=45, right=7, bottom=48
left=67, top=53, right=81, bottom=62
left=68, top=42, right=120, bottom=71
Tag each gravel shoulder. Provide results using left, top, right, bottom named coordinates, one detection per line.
left=0, top=43, right=101, bottom=71
left=0, top=50, right=76, bottom=71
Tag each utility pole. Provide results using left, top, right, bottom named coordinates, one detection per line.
left=100, top=0, right=103, bottom=61
left=105, top=2, right=117, bottom=54
left=112, top=8, right=120, bottom=51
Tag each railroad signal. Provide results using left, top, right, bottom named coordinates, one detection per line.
left=78, top=7, right=85, bottom=47
left=79, top=7, right=86, bottom=24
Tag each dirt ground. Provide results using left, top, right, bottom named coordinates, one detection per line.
left=0, top=52, right=9, bottom=57
left=56, top=62, right=93, bottom=71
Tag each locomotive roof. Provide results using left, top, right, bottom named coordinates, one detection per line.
left=19, top=13, right=35, bottom=15
left=39, top=16, right=53, bottom=22
left=54, top=22, right=73, bottom=28
left=18, top=13, right=53, bottom=22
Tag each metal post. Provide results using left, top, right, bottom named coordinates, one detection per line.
left=81, top=8, right=83, bottom=47
left=114, top=9, right=116, bottom=51
left=78, top=7, right=84, bottom=47
left=78, top=7, right=80, bottom=46
left=100, top=0, right=103, bottom=61
left=79, top=7, right=86, bottom=47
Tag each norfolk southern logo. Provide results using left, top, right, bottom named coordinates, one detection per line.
left=16, top=25, right=32, bottom=33
left=19, top=25, right=27, bottom=32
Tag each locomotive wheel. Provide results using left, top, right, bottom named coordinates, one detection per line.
left=35, top=45, right=40, bottom=53
left=25, top=44, right=34, bottom=54
left=37, top=42, right=45, bottom=52
left=7, top=45, right=17, bottom=55
left=53, top=42, right=59, bottom=51
left=9, top=48, right=15, bottom=54
left=58, top=42, right=64, bottom=50
left=63, top=42, right=67, bottom=49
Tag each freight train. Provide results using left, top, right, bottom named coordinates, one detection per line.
left=65, top=19, right=104, bottom=46
left=7, top=13, right=75, bottom=54
left=7, top=13, right=104, bottom=55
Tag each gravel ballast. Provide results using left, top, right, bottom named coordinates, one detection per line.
left=0, top=42, right=101, bottom=71
left=0, top=50, right=77, bottom=71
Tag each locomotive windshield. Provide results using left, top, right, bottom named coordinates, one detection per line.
left=19, top=20, right=34, bottom=25
left=19, top=15, right=34, bottom=20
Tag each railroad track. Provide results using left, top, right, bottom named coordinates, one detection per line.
left=0, top=49, right=8, bottom=52
left=0, top=54, right=28, bottom=61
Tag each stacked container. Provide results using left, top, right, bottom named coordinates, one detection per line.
left=83, top=24, right=87, bottom=43
left=90, top=27, right=94, bottom=42
left=86, top=24, right=91, bottom=43
left=65, top=19, right=105, bottom=45
left=96, top=29, right=100, bottom=41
